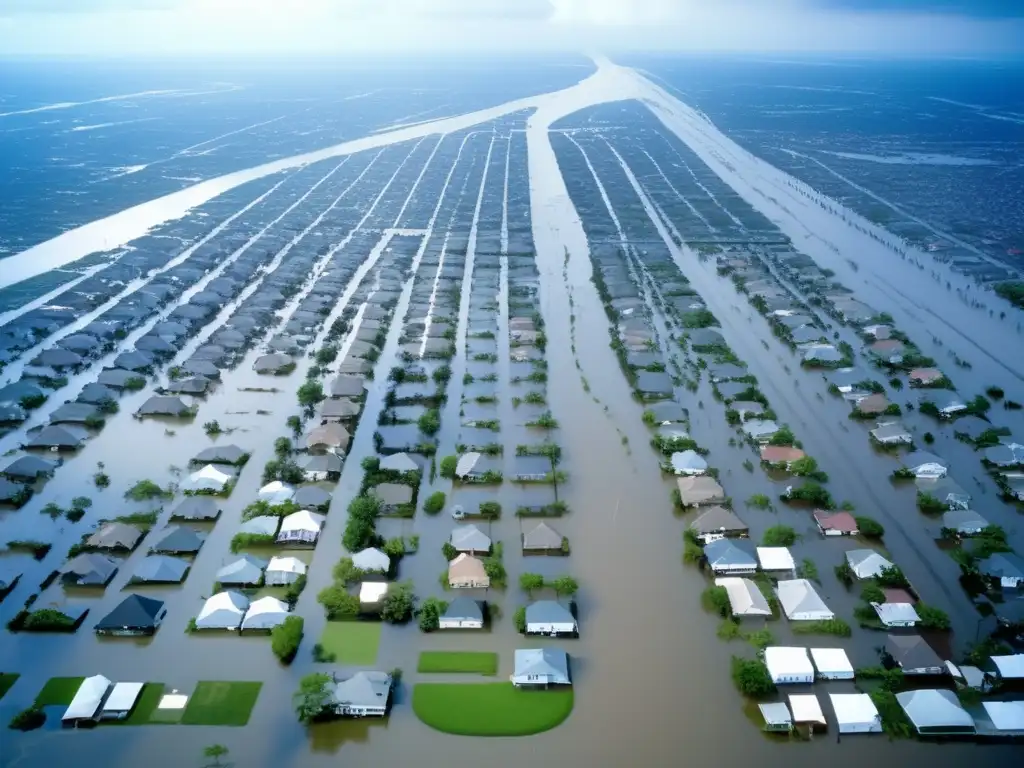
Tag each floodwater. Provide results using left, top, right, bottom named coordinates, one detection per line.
left=2, top=72, right=1023, bottom=768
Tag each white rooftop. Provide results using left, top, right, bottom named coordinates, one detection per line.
left=873, top=602, right=920, bottom=625
left=715, top=577, right=771, bottom=617
left=102, top=682, right=144, bottom=713
left=359, top=581, right=389, bottom=603
left=62, top=675, right=111, bottom=721
left=981, top=701, right=1024, bottom=731
left=788, top=694, right=825, bottom=724
left=810, top=648, right=854, bottom=676
left=756, top=547, right=795, bottom=571
left=991, top=654, right=1024, bottom=679
left=829, top=693, right=881, bottom=730
left=764, top=646, right=813, bottom=677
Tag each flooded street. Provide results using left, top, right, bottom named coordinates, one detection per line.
left=2, top=58, right=1022, bottom=768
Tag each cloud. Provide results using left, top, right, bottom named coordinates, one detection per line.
left=0, top=0, right=177, bottom=13
left=332, top=0, right=555, bottom=20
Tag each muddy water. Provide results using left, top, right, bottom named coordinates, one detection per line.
left=3, top=128, right=1023, bottom=768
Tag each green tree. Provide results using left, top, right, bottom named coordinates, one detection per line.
left=855, top=516, right=885, bottom=538
left=768, top=426, right=796, bottom=446
left=317, top=585, right=359, bottom=620
left=271, top=616, right=304, bottom=663
left=418, top=409, right=441, bottom=436
left=297, top=381, right=325, bottom=411
left=703, top=585, right=731, bottom=617
left=916, top=603, right=951, bottom=631
left=439, top=455, right=457, bottom=479
left=519, top=573, right=545, bottom=594
left=423, top=491, right=445, bottom=515
left=513, top=606, right=527, bottom=633
left=551, top=575, right=579, bottom=596
left=762, top=525, right=796, bottom=547
left=294, top=673, right=333, bottom=724
left=417, top=596, right=447, bottom=632
left=380, top=581, right=415, bottom=624
left=731, top=657, right=775, bottom=698
left=203, top=744, right=229, bottom=767
left=315, top=345, right=339, bottom=365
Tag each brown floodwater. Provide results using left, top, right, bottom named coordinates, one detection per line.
left=2, top=116, right=1022, bottom=768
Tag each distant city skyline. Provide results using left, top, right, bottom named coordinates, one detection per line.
left=1, top=0, right=1022, bottom=56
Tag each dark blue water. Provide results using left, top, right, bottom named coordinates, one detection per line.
left=0, top=56, right=591, bottom=256
left=626, top=55, right=1024, bottom=272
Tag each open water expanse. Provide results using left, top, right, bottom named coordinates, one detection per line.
left=0, top=55, right=1022, bottom=768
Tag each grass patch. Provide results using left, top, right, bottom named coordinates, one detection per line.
left=413, top=683, right=573, bottom=736
left=180, top=681, right=262, bottom=726
left=790, top=618, right=852, bottom=637
left=417, top=651, right=498, bottom=676
left=0, top=673, right=20, bottom=701
left=317, top=621, right=381, bottom=665
left=34, top=676, right=85, bottom=707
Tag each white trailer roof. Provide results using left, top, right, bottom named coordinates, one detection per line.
left=991, top=654, right=1024, bottom=679
left=715, top=577, right=771, bottom=617
left=872, top=602, right=921, bottom=625
left=359, top=581, right=388, bottom=603
left=981, top=701, right=1024, bottom=731
left=829, top=693, right=880, bottom=728
left=756, top=547, right=795, bottom=571
left=765, top=646, right=813, bottom=677
left=102, top=682, right=144, bottom=713
left=62, top=675, right=111, bottom=721
left=810, top=648, right=853, bottom=676
left=788, top=694, right=825, bottom=724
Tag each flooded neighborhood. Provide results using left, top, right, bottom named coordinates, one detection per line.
left=1, top=54, right=1023, bottom=768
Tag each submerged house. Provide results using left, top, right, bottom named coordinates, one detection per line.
left=195, top=591, right=248, bottom=630
left=668, top=450, right=707, bottom=476
left=511, top=648, right=571, bottom=687
left=447, top=554, right=489, bottom=589
left=689, top=506, right=748, bottom=542
left=522, top=521, right=564, bottom=553
left=676, top=476, right=726, bottom=507
left=870, top=421, right=913, bottom=445
left=61, top=675, right=113, bottom=727
left=439, top=597, right=484, bottom=629
left=776, top=579, right=833, bottom=621
left=265, top=556, right=307, bottom=586
left=901, top=450, right=948, bottom=479
left=764, top=647, right=814, bottom=685
left=896, top=689, right=975, bottom=735
left=277, top=509, right=325, bottom=545
left=813, top=510, right=859, bottom=536
left=450, top=524, right=491, bottom=554
left=524, top=600, right=578, bottom=637
left=94, top=595, right=167, bottom=637
left=885, top=634, right=944, bottom=675
left=845, top=549, right=895, bottom=580
left=704, top=538, right=758, bottom=575
left=714, top=577, right=771, bottom=617
left=330, top=671, right=393, bottom=717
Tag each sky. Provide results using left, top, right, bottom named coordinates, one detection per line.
left=0, top=0, right=1021, bottom=57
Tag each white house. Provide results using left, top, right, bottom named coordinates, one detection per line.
left=182, top=464, right=234, bottom=494
left=901, top=450, right=948, bottom=479
left=715, top=577, right=772, bottom=617
left=788, top=694, right=826, bottom=727
left=330, top=671, right=393, bottom=717
left=258, top=481, right=296, bottom=504
left=872, top=602, right=920, bottom=628
left=195, top=591, right=248, bottom=630
left=511, top=648, right=571, bottom=687
left=810, top=648, right=854, bottom=680
left=265, top=556, right=307, bottom=586
left=351, top=547, right=390, bottom=573
left=845, top=549, right=894, bottom=580
left=359, top=582, right=389, bottom=604
left=241, top=596, right=290, bottom=631
left=525, top=600, right=578, bottom=637
left=830, top=693, right=882, bottom=734
left=669, top=450, right=707, bottom=476
left=100, top=682, right=144, bottom=721
left=776, top=579, right=834, bottom=621
left=62, top=675, right=113, bottom=726
left=756, top=547, right=795, bottom=572
left=764, top=647, right=814, bottom=684
left=439, top=597, right=484, bottom=629
left=276, top=509, right=325, bottom=545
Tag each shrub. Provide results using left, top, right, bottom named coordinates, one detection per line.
left=271, top=616, right=304, bottom=663
left=317, top=585, right=359, bottom=620
left=418, top=409, right=441, bottom=436
left=423, top=491, right=445, bottom=515
left=332, top=557, right=368, bottom=585
left=21, top=609, right=76, bottom=631
left=297, top=381, right=325, bottom=411
left=124, top=479, right=172, bottom=501
left=747, top=494, right=771, bottom=510
left=923, top=431, right=934, bottom=444
left=439, top=455, right=457, bottom=479
left=8, top=705, right=45, bottom=731
left=284, top=575, right=307, bottom=607
left=315, top=345, right=339, bottom=365
left=876, top=565, right=910, bottom=589
left=782, top=481, right=833, bottom=508
left=203, top=420, right=223, bottom=436
left=730, top=657, right=775, bottom=698
left=762, top=525, right=796, bottom=547
left=417, top=597, right=447, bottom=632
left=294, top=673, right=333, bottom=724
left=702, top=585, right=731, bottom=617
left=916, top=491, right=945, bottom=515
left=916, top=603, right=951, bottom=631
left=519, top=573, right=545, bottom=593
left=478, top=501, right=501, bottom=519
left=441, top=542, right=458, bottom=561
left=768, top=426, right=795, bottom=446
left=93, top=471, right=110, bottom=488
left=855, top=516, right=885, bottom=538
left=860, top=583, right=886, bottom=604
left=513, top=606, right=527, bottom=633
left=380, top=581, right=415, bottom=624
left=790, top=618, right=852, bottom=637
left=986, top=386, right=1004, bottom=400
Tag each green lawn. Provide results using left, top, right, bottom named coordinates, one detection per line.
left=413, top=683, right=573, bottom=736
left=34, top=676, right=85, bottom=707
left=180, top=681, right=262, bottom=726
left=0, top=673, right=19, bottom=701
left=318, top=621, right=381, bottom=665
left=105, top=683, right=165, bottom=726
left=417, top=651, right=498, bottom=676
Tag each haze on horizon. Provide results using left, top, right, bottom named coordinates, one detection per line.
left=1, top=0, right=1022, bottom=57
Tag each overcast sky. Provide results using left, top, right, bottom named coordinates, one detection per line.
left=0, top=0, right=1021, bottom=57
